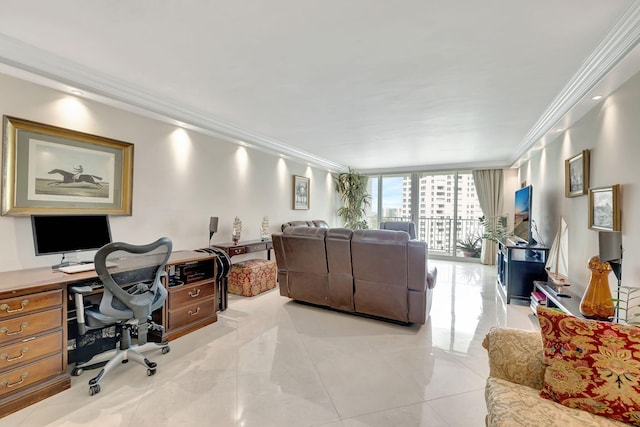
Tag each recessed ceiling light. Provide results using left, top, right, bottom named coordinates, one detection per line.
left=592, top=95, right=603, bottom=100
left=70, top=89, right=83, bottom=96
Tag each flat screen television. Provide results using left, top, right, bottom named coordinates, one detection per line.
left=31, top=215, right=112, bottom=257
left=514, top=185, right=533, bottom=245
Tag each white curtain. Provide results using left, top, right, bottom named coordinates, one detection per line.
left=472, top=169, right=503, bottom=265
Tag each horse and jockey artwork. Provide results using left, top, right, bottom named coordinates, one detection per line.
left=1, top=116, right=133, bottom=215
left=39, top=166, right=108, bottom=197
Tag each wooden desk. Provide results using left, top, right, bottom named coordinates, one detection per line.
left=0, top=250, right=216, bottom=418
left=210, top=239, right=273, bottom=260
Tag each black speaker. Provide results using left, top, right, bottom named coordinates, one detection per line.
left=209, top=217, right=219, bottom=240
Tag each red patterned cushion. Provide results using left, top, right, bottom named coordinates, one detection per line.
left=537, top=306, right=640, bottom=425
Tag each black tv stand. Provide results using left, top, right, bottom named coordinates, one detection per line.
left=497, top=240, right=549, bottom=304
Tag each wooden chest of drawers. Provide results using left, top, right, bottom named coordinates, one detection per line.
left=153, top=253, right=218, bottom=341
left=0, top=287, right=70, bottom=417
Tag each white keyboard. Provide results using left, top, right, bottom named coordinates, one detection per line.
left=59, top=261, right=117, bottom=274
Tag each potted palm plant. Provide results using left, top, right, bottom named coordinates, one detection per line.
left=457, top=233, right=482, bottom=257
left=479, top=215, right=510, bottom=245
left=335, top=168, right=371, bottom=230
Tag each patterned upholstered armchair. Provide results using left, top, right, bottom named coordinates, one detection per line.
left=483, top=328, right=627, bottom=426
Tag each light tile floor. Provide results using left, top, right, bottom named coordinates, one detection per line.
left=4, top=260, right=539, bottom=426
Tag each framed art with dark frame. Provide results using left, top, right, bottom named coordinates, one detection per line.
left=565, top=149, right=590, bottom=197
left=292, top=175, right=310, bottom=210
left=1, top=116, right=134, bottom=216
left=589, top=184, right=621, bottom=231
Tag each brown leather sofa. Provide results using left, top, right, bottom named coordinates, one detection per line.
left=280, top=220, right=329, bottom=231
left=272, top=227, right=437, bottom=324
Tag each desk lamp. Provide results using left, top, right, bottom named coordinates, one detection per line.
left=209, top=216, right=219, bottom=245
left=599, top=231, right=622, bottom=317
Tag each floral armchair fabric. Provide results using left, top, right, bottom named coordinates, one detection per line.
left=483, top=327, right=629, bottom=427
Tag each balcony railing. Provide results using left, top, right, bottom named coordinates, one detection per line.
left=375, top=216, right=483, bottom=258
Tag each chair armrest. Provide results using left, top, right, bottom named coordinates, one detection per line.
left=482, top=327, right=544, bottom=390
left=427, top=267, right=437, bottom=289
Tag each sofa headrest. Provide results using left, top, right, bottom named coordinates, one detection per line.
left=326, top=228, right=353, bottom=240
left=352, top=229, right=409, bottom=244
left=283, top=226, right=328, bottom=238
left=312, top=220, right=330, bottom=228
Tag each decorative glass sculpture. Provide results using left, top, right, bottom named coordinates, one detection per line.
left=232, top=216, right=242, bottom=244
left=579, top=255, right=614, bottom=320
left=260, top=216, right=270, bottom=241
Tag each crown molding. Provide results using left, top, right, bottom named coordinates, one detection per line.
left=510, top=1, right=640, bottom=166
left=0, top=33, right=346, bottom=172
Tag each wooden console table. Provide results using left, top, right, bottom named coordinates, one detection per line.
left=209, top=239, right=273, bottom=311
left=210, top=239, right=273, bottom=260
left=0, top=250, right=216, bottom=418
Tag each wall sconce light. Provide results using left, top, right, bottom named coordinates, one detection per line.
left=209, top=216, right=219, bottom=244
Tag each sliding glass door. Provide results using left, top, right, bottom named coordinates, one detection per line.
left=367, top=171, right=482, bottom=260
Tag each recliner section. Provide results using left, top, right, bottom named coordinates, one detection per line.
left=273, top=227, right=436, bottom=324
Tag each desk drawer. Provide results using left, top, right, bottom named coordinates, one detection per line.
left=0, top=290, right=63, bottom=319
left=168, top=298, right=216, bottom=330
left=0, top=330, right=63, bottom=372
left=169, top=282, right=215, bottom=309
left=228, top=247, right=246, bottom=256
left=0, top=308, right=62, bottom=347
left=246, top=243, right=267, bottom=253
left=0, top=353, right=63, bottom=398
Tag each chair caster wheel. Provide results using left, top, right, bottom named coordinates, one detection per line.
left=162, top=346, right=170, bottom=354
left=147, top=368, right=156, bottom=376
left=72, top=367, right=83, bottom=376
left=89, top=384, right=101, bottom=396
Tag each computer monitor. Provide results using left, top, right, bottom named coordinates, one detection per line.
left=31, top=215, right=112, bottom=262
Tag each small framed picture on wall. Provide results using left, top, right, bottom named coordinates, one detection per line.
left=565, top=149, right=590, bottom=198
left=589, top=184, right=621, bottom=231
left=292, top=175, right=310, bottom=210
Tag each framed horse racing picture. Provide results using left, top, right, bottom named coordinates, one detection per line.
left=1, top=116, right=133, bottom=216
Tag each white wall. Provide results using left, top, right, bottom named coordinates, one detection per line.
left=518, top=69, right=640, bottom=295
left=0, top=73, right=339, bottom=272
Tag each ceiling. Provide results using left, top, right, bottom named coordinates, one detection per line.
left=1, top=1, right=640, bottom=173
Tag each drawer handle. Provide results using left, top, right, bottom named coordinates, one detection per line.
left=0, top=300, right=29, bottom=313
left=1, top=347, right=28, bottom=362
left=188, top=289, right=201, bottom=298
left=0, top=322, right=29, bottom=336
left=188, top=307, right=200, bottom=316
left=2, top=372, right=28, bottom=388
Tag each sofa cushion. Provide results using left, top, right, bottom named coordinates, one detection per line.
left=537, top=306, right=640, bottom=425
left=486, top=377, right=629, bottom=427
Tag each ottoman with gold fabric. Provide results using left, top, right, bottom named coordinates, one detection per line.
left=228, top=259, right=277, bottom=297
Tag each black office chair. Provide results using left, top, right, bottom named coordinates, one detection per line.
left=69, top=237, right=172, bottom=396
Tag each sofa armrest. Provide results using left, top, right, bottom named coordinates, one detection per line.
left=482, top=327, right=544, bottom=390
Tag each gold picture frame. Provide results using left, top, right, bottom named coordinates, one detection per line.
left=2, top=116, right=134, bottom=216
left=565, top=149, right=589, bottom=197
left=292, top=175, right=310, bottom=210
left=588, top=184, right=621, bottom=231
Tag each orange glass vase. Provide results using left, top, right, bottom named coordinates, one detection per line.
left=579, top=255, right=614, bottom=320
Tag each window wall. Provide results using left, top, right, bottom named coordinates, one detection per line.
left=367, top=171, right=483, bottom=260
